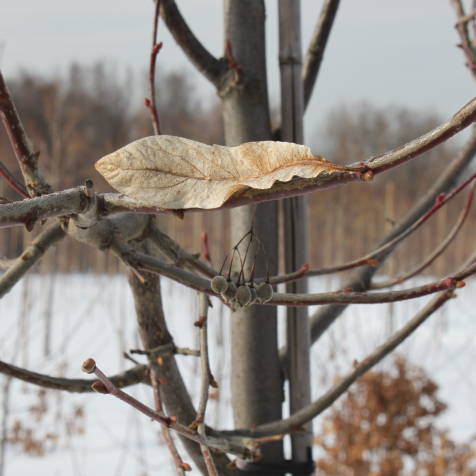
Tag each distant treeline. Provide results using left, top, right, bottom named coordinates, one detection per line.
left=1, top=64, right=473, bottom=277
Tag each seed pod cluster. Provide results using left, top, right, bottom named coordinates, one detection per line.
left=210, top=275, right=273, bottom=308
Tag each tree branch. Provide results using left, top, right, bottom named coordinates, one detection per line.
left=0, top=161, right=29, bottom=198
left=112, top=240, right=212, bottom=294
left=225, top=288, right=454, bottom=438
left=160, top=0, right=225, bottom=85
left=148, top=223, right=218, bottom=278
left=0, top=186, right=89, bottom=228
left=0, top=359, right=148, bottom=392
left=306, top=126, right=476, bottom=346
left=372, top=182, right=475, bottom=288
left=365, top=97, right=476, bottom=172
left=451, top=0, right=476, bottom=79
left=144, top=0, right=163, bottom=136
left=0, top=70, right=51, bottom=196
left=305, top=170, right=476, bottom=278
left=302, top=0, right=341, bottom=109
left=269, top=269, right=471, bottom=306
left=112, top=237, right=476, bottom=309
left=0, top=222, right=65, bottom=298
left=100, top=97, right=476, bottom=215
left=81, top=358, right=257, bottom=459
left=3, top=98, right=472, bottom=225
left=194, top=293, right=219, bottom=475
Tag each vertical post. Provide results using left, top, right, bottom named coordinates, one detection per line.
left=279, top=0, right=313, bottom=474
left=223, top=0, right=284, bottom=472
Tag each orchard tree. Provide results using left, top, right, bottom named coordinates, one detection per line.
left=1, top=1, right=476, bottom=475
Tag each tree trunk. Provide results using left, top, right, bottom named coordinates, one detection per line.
left=128, top=265, right=237, bottom=475
left=222, top=0, right=284, bottom=471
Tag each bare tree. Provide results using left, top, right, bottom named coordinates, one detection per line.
left=1, top=1, right=476, bottom=475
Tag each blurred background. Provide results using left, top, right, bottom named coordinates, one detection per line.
left=1, top=1, right=476, bottom=475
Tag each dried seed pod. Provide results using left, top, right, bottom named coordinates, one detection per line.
left=211, top=275, right=228, bottom=294
left=236, top=285, right=252, bottom=308
left=256, top=282, right=273, bottom=303
left=221, top=280, right=237, bottom=303
left=247, top=285, right=257, bottom=306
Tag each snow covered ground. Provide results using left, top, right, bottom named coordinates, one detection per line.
left=0, top=273, right=475, bottom=475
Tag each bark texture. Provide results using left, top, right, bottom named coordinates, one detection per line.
left=223, top=0, right=284, bottom=469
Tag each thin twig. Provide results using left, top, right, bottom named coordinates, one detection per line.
left=80, top=359, right=258, bottom=458
left=451, top=0, right=476, bottom=78
left=302, top=0, right=341, bottom=109
left=305, top=170, right=476, bottom=277
left=224, top=250, right=476, bottom=439
left=150, top=359, right=191, bottom=474
left=193, top=294, right=219, bottom=475
left=224, top=289, right=454, bottom=438
left=144, top=0, right=163, bottom=135
left=0, top=70, right=51, bottom=196
left=302, top=126, right=476, bottom=354
left=0, top=223, right=65, bottom=298
left=0, top=161, right=29, bottom=198
left=200, top=232, right=212, bottom=265
left=0, top=359, right=148, bottom=392
left=192, top=294, right=216, bottom=427
left=199, top=424, right=219, bottom=476
left=265, top=262, right=309, bottom=285
left=372, top=182, right=475, bottom=288
left=456, top=8, right=476, bottom=25
left=269, top=271, right=470, bottom=306
left=130, top=342, right=200, bottom=358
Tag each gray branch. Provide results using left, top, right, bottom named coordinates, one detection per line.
left=160, top=0, right=226, bottom=86
left=303, top=0, right=341, bottom=109
left=0, top=359, right=148, bottom=392
left=0, top=187, right=88, bottom=228
left=0, top=223, right=65, bottom=298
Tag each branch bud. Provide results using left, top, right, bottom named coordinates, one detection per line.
left=91, top=381, right=110, bottom=394
left=81, top=358, right=96, bottom=374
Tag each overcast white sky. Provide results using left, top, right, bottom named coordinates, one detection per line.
left=1, top=1, right=474, bottom=143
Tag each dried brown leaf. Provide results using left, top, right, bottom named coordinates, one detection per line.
left=95, top=135, right=345, bottom=209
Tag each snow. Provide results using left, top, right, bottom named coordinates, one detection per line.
left=0, top=273, right=475, bottom=475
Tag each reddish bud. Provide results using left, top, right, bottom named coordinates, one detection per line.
left=81, top=358, right=96, bottom=374
left=435, top=193, right=446, bottom=205
left=152, top=42, right=163, bottom=55
left=362, top=170, right=374, bottom=181
left=91, top=381, right=110, bottom=394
